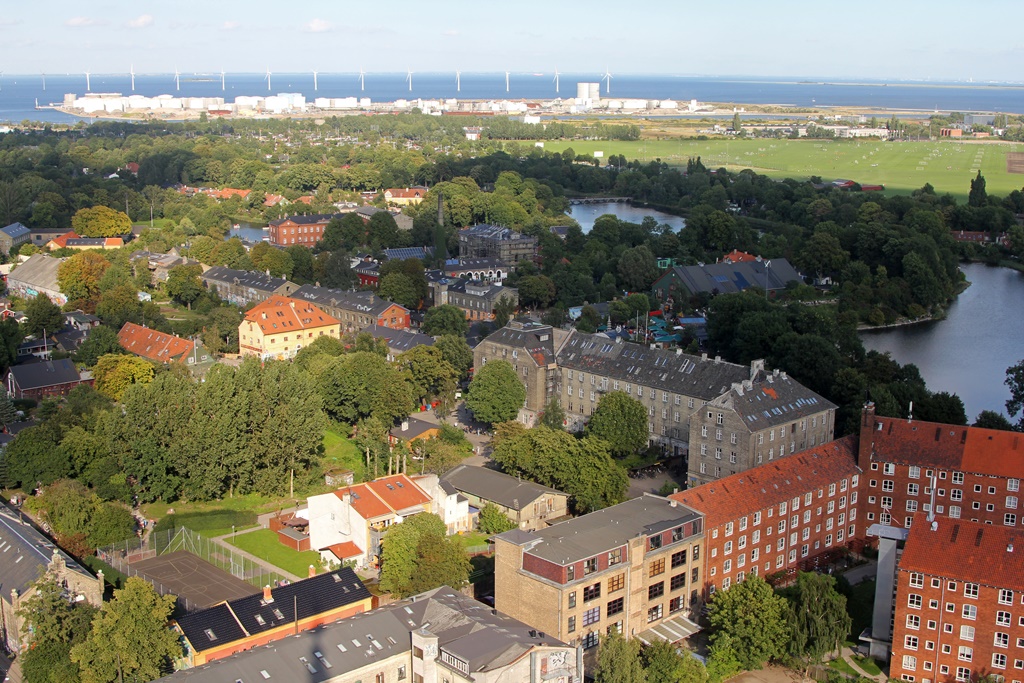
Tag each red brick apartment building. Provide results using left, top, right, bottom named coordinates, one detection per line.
left=858, top=405, right=1023, bottom=530
left=267, top=213, right=343, bottom=247
left=889, top=514, right=1024, bottom=683
left=671, top=436, right=862, bottom=597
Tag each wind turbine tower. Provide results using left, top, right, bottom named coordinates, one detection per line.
left=174, top=66, right=180, bottom=91
left=41, top=72, right=46, bottom=91
left=265, top=67, right=272, bottom=92
left=221, top=69, right=225, bottom=91
left=602, top=67, right=613, bottom=95
left=130, top=64, right=135, bottom=91
left=406, top=68, right=413, bottom=92
left=312, top=69, right=318, bottom=91
left=85, top=71, right=91, bottom=92
left=359, top=67, right=365, bottom=92
left=553, top=68, right=560, bottom=94
left=505, top=70, right=510, bottom=93
left=456, top=70, right=461, bottom=93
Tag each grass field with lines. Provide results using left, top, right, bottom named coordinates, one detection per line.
left=537, top=138, right=1024, bottom=199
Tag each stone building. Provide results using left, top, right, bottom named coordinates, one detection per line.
left=457, top=224, right=538, bottom=263
left=200, top=266, right=298, bottom=307
left=290, top=285, right=410, bottom=333
left=441, top=280, right=518, bottom=322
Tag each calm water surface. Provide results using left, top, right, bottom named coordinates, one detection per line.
left=567, top=202, right=686, bottom=233
left=861, top=263, right=1024, bottom=420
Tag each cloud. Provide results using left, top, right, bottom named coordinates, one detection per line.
left=222, top=20, right=241, bottom=30
left=443, top=29, right=459, bottom=37
left=0, top=18, right=19, bottom=26
left=65, top=16, right=100, bottom=27
left=127, top=14, right=154, bottom=29
left=304, top=18, right=332, bottom=33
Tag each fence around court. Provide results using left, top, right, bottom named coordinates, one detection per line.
left=97, top=526, right=289, bottom=612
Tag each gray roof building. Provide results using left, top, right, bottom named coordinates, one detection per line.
left=652, top=258, right=802, bottom=299
left=6, top=253, right=67, bottom=305
left=441, top=465, right=566, bottom=513
left=5, top=358, right=87, bottom=398
left=383, top=246, right=434, bottom=262
left=200, top=266, right=298, bottom=306
left=291, top=285, right=408, bottom=331
left=363, top=324, right=434, bottom=358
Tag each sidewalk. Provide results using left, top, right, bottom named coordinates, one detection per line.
left=837, top=645, right=887, bottom=683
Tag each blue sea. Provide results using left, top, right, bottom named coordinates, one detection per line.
left=3, top=72, right=1024, bottom=124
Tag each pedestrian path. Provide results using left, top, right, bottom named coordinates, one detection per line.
left=837, top=646, right=887, bottom=683
left=209, top=526, right=301, bottom=583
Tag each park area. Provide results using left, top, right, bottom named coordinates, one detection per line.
left=538, top=138, right=1024, bottom=199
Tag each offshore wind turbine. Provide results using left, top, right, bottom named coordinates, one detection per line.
left=174, top=66, right=180, bottom=91
left=130, top=64, right=135, bottom=91
left=553, top=68, right=560, bottom=94
left=358, top=67, right=365, bottom=92
left=41, top=72, right=46, bottom=91
left=312, top=69, right=318, bottom=91
left=406, top=68, right=413, bottom=92
left=456, top=70, right=460, bottom=93
left=220, top=68, right=225, bottom=91
left=265, top=67, right=272, bottom=92
left=505, top=70, right=510, bottom=93
left=85, top=71, right=91, bottom=92
left=602, top=67, right=613, bottom=95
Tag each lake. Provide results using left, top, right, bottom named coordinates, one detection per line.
left=860, top=263, right=1024, bottom=421
left=567, top=202, right=686, bottom=233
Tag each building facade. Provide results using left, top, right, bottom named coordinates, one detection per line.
left=6, top=253, right=66, bottom=305
left=290, top=285, right=410, bottom=332
left=238, top=295, right=340, bottom=360
left=441, top=464, right=569, bottom=531
left=0, top=223, right=31, bottom=255
left=443, top=280, right=519, bottom=322
left=671, top=436, right=862, bottom=596
left=200, top=266, right=298, bottom=307
left=686, top=371, right=836, bottom=486
left=495, top=494, right=704, bottom=657
left=266, top=213, right=344, bottom=247
left=889, top=515, right=1024, bottom=683
left=458, top=224, right=538, bottom=263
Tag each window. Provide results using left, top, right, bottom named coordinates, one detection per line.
left=999, top=589, right=1013, bottom=605
left=608, top=573, right=625, bottom=593
left=671, top=573, right=687, bottom=591
left=908, top=484, right=919, bottom=496
left=1008, top=496, right=1019, bottom=510
left=883, top=463, right=895, bottom=475
left=607, top=597, right=624, bottom=616
left=672, top=550, right=688, bottom=568
left=669, top=596, right=684, bottom=613
left=1010, top=478, right=1020, bottom=492
left=909, top=465, right=920, bottom=479
left=902, top=655, right=917, bottom=672
left=908, top=594, right=923, bottom=609
left=905, top=635, right=919, bottom=650
left=994, top=632, right=1009, bottom=648
left=647, top=604, right=663, bottom=623
left=607, top=621, right=622, bottom=636
left=584, top=583, right=601, bottom=602
left=650, top=559, right=665, bottom=577
left=960, top=625, right=975, bottom=641
left=649, top=582, right=665, bottom=600
left=398, top=664, right=407, bottom=680
left=962, top=604, right=977, bottom=620
left=910, top=573, right=924, bottom=588
left=608, top=548, right=622, bottom=566
left=906, top=614, right=921, bottom=630
left=955, top=667, right=970, bottom=682
left=566, top=565, right=575, bottom=582
left=583, top=607, right=600, bottom=626
left=582, top=632, right=599, bottom=650
left=692, top=545, right=700, bottom=561
left=883, top=480, right=894, bottom=492
left=1006, top=513, right=1017, bottom=526
left=964, top=583, right=979, bottom=599
left=993, top=653, right=1007, bottom=669
left=584, top=558, right=598, bottom=575
left=996, top=611, right=1011, bottom=626
left=568, top=592, right=576, bottom=609
left=567, top=616, right=576, bottom=633
left=952, top=472, right=964, bottom=484
left=958, top=646, right=973, bottom=662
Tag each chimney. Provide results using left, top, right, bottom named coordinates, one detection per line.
left=1008, top=543, right=1015, bottom=553
left=857, top=402, right=877, bottom=472
left=401, top=421, right=409, bottom=432
left=262, top=312, right=267, bottom=320
left=701, top=353, right=708, bottom=361
left=714, top=356, right=721, bottom=364
left=263, top=585, right=274, bottom=603
left=675, top=348, right=682, bottom=356
left=342, top=493, right=351, bottom=505
left=308, top=564, right=316, bottom=578
left=289, top=300, right=295, bottom=309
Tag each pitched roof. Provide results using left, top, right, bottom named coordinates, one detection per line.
left=657, top=258, right=802, bottom=295
left=0, top=222, right=30, bottom=239
left=291, top=284, right=403, bottom=318
left=385, top=187, right=427, bottom=199
left=441, top=465, right=566, bottom=510
left=201, top=266, right=292, bottom=294
left=867, top=416, right=1024, bottom=479
left=174, top=567, right=371, bottom=654
left=7, top=358, right=82, bottom=390
left=362, top=324, right=433, bottom=353
left=65, top=237, right=124, bottom=248
left=447, top=279, right=515, bottom=300
left=479, top=322, right=562, bottom=367
left=497, top=494, right=702, bottom=565
left=243, top=296, right=339, bottom=334
left=268, top=213, right=345, bottom=227
left=382, top=246, right=434, bottom=261
left=0, top=504, right=95, bottom=596
left=47, top=231, right=80, bottom=248
left=721, top=249, right=758, bottom=263
left=7, top=253, right=64, bottom=292
left=388, top=417, right=438, bottom=441
left=706, top=372, right=837, bottom=431
left=670, top=436, right=859, bottom=528
left=557, top=330, right=753, bottom=400
left=332, top=474, right=433, bottom=520
left=118, top=322, right=194, bottom=362
left=899, top=513, right=1024, bottom=590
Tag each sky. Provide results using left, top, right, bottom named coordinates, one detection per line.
left=0, top=0, right=1022, bottom=82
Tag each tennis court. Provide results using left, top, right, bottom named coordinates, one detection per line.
left=132, top=550, right=258, bottom=608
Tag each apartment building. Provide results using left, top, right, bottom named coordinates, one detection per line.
left=238, top=295, right=340, bottom=361
left=266, top=213, right=344, bottom=247
left=458, top=224, right=538, bottom=263
left=889, top=515, right=1024, bottom=683
left=686, top=371, right=836, bottom=486
left=671, top=435, right=862, bottom=597
left=494, top=494, right=704, bottom=657
left=200, top=266, right=298, bottom=307
left=290, top=285, right=410, bottom=333
left=858, top=404, right=1024, bottom=530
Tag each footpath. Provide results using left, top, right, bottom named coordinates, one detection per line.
left=209, top=520, right=302, bottom=584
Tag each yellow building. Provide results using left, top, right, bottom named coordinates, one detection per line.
left=239, top=295, right=340, bottom=360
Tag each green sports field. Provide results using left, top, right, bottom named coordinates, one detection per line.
left=537, top=138, right=1024, bottom=199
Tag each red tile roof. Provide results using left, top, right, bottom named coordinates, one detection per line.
left=294, top=195, right=314, bottom=205
left=211, top=188, right=251, bottom=200
left=900, top=513, right=1024, bottom=589
left=868, top=417, right=1024, bottom=479
left=722, top=249, right=758, bottom=263
left=47, top=231, right=80, bottom=249
left=385, top=187, right=427, bottom=199
left=332, top=474, right=432, bottom=520
left=263, top=194, right=286, bottom=207
left=324, top=541, right=362, bottom=561
left=244, top=296, right=339, bottom=335
left=671, top=436, right=859, bottom=528
left=117, top=321, right=194, bottom=362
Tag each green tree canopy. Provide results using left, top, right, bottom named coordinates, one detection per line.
left=586, top=391, right=649, bottom=457
left=434, top=334, right=474, bottom=380
left=422, top=304, right=469, bottom=337
left=465, top=360, right=525, bottom=425
left=709, top=574, right=790, bottom=671
left=71, top=205, right=132, bottom=237
left=318, top=351, right=414, bottom=424
left=58, top=251, right=111, bottom=311
left=642, top=641, right=709, bottom=683
left=24, top=292, right=65, bottom=338
left=379, top=513, right=470, bottom=598
left=477, top=502, right=516, bottom=534
left=165, top=264, right=204, bottom=308
left=596, top=630, right=647, bottom=683
left=784, top=571, right=851, bottom=667
left=93, top=354, right=155, bottom=401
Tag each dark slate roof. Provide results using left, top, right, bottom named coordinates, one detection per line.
left=557, top=330, right=753, bottom=400
left=352, top=261, right=380, bottom=275
left=443, top=257, right=510, bottom=272
left=710, top=371, right=837, bottom=432
left=479, top=322, right=559, bottom=367
left=0, top=504, right=95, bottom=596
left=175, top=567, right=371, bottom=653
left=495, top=494, right=702, bottom=566
left=447, top=279, right=516, bottom=299
left=8, top=358, right=82, bottom=390
left=657, top=258, right=802, bottom=296
left=268, top=213, right=345, bottom=226
left=441, top=465, right=566, bottom=510
left=354, top=206, right=383, bottom=218
left=459, top=224, right=532, bottom=242
left=200, top=266, right=291, bottom=293
left=159, top=586, right=567, bottom=682
left=291, top=284, right=401, bottom=318
left=389, top=417, right=438, bottom=441
left=1, top=222, right=30, bottom=239
left=363, top=324, right=434, bottom=353
left=383, top=246, right=434, bottom=261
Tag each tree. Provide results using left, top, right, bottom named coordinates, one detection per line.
left=75, top=325, right=126, bottom=366
left=71, top=205, right=132, bottom=237
left=70, top=577, right=181, bottom=683
left=95, top=284, right=143, bottom=330
left=586, top=391, right=649, bottom=457
left=0, top=317, right=24, bottom=375
left=1006, top=359, right=1024, bottom=429
left=539, top=396, right=566, bottom=430
left=399, top=345, right=458, bottom=407
left=785, top=572, right=851, bottom=667
left=465, top=360, right=525, bottom=425
left=379, top=513, right=470, bottom=598
left=165, top=264, right=204, bottom=309
left=434, top=334, right=474, bottom=380
left=17, top=573, right=97, bottom=683
left=732, top=112, right=742, bottom=132
left=596, top=630, right=647, bottom=683
left=423, top=304, right=469, bottom=337
left=708, top=574, right=790, bottom=671
left=617, top=245, right=660, bottom=292
left=968, top=170, right=987, bottom=207
left=250, top=241, right=294, bottom=278
left=0, top=392, right=16, bottom=432
left=643, top=641, right=709, bottom=683
left=318, top=351, right=414, bottom=424
left=517, top=275, right=557, bottom=309
left=974, top=410, right=1016, bottom=431
left=379, top=272, right=420, bottom=309
left=24, top=292, right=65, bottom=338
left=93, top=354, right=155, bottom=401
left=493, top=295, right=517, bottom=330
left=57, top=251, right=111, bottom=311
left=478, top=502, right=516, bottom=534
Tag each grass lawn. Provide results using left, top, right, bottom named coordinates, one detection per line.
left=852, top=654, right=883, bottom=676
left=322, top=426, right=367, bottom=482
left=133, top=218, right=176, bottom=231
left=457, top=531, right=492, bottom=549
left=226, top=528, right=322, bottom=577
left=829, top=658, right=860, bottom=678
left=537, top=138, right=1024, bottom=200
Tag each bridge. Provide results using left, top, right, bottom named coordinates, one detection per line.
left=567, top=197, right=632, bottom=205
